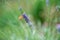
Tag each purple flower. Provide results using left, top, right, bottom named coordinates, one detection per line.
left=22, top=13, right=33, bottom=27
left=56, top=24, right=60, bottom=32
left=56, top=24, right=60, bottom=29
left=22, top=13, right=30, bottom=23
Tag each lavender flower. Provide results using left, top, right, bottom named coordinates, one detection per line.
left=56, top=24, right=60, bottom=32
left=22, top=13, right=34, bottom=28
left=22, top=13, right=30, bottom=23
left=56, top=24, right=60, bottom=28
left=21, top=13, right=35, bottom=34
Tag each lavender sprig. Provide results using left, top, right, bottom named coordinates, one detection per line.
left=56, top=24, right=60, bottom=33
left=22, top=12, right=35, bottom=34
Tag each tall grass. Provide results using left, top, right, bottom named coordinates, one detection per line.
left=0, top=0, right=60, bottom=40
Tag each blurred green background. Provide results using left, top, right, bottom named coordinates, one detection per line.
left=0, top=0, right=60, bottom=40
